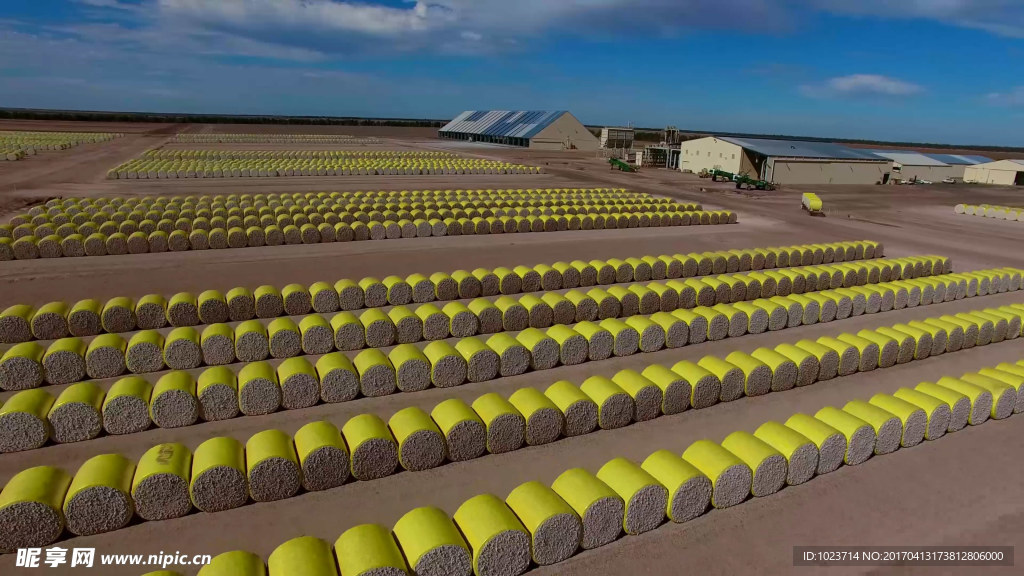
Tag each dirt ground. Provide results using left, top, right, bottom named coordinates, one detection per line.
left=2, top=120, right=1024, bottom=575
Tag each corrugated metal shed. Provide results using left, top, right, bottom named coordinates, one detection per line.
left=440, top=111, right=568, bottom=139
left=922, top=153, right=993, bottom=165
left=719, top=137, right=886, bottom=161
left=867, top=150, right=950, bottom=167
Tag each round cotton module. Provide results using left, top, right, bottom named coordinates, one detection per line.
left=314, top=353, right=358, bottom=403
left=517, top=328, right=559, bottom=371
left=0, top=389, right=54, bottom=452
left=48, top=382, right=103, bottom=443
left=452, top=270, right=483, bottom=299
left=469, top=300, right=503, bottom=334
left=432, top=399, right=487, bottom=462
left=0, top=305, right=34, bottom=344
left=641, top=450, right=712, bottom=524
left=472, top=393, right=525, bottom=454
left=163, top=328, right=202, bottom=370
left=343, top=414, right=399, bottom=481
left=237, top=362, right=281, bottom=416
left=551, top=468, right=624, bottom=550
left=42, top=339, right=87, bottom=385
left=131, top=444, right=193, bottom=521
left=83, top=234, right=106, bottom=256
left=268, top=318, right=302, bottom=358
left=31, top=303, right=70, bottom=340
left=597, top=458, right=667, bottom=535
left=35, top=235, right=62, bottom=259
left=581, top=377, right=634, bottom=430
left=277, top=358, right=320, bottom=410
left=0, top=466, right=71, bottom=553
left=164, top=293, right=199, bottom=327
left=63, top=454, right=135, bottom=537
left=189, top=437, right=248, bottom=513
left=133, top=296, right=167, bottom=330
left=246, top=430, right=301, bottom=502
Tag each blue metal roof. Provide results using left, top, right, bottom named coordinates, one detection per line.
left=866, top=150, right=950, bottom=167
left=719, top=136, right=888, bottom=161
left=440, top=110, right=569, bottom=140
left=922, top=153, right=993, bottom=165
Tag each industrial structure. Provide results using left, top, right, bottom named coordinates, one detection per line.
left=600, top=127, right=634, bottom=149
left=964, top=159, right=1024, bottom=185
left=438, top=110, right=599, bottom=151
left=680, top=136, right=891, bottom=185
left=866, top=150, right=991, bottom=182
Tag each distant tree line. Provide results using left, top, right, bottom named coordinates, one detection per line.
left=0, top=108, right=446, bottom=127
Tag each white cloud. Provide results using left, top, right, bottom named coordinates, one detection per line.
left=985, top=87, right=1024, bottom=107
left=800, top=74, right=924, bottom=98
left=808, top=0, right=1024, bottom=38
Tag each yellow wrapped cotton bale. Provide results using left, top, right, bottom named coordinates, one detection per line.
left=0, top=342, right=46, bottom=391
left=0, top=389, right=54, bottom=452
left=891, top=387, right=951, bottom=440
left=544, top=381, right=598, bottom=437
left=275, top=357, right=319, bottom=410
left=815, top=335, right=862, bottom=376
left=63, top=454, right=135, bottom=536
left=0, top=304, right=35, bottom=343
left=596, top=458, right=667, bottom=535
left=236, top=361, right=280, bottom=416
left=505, top=481, right=581, bottom=566
left=541, top=293, right=576, bottom=326
left=388, top=344, right=431, bottom=393
left=471, top=393, right=525, bottom=454
left=958, top=373, right=1015, bottom=420
left=389, top=406, right=447, bottom=471
left=868, top=394, right=928, bottom=448
left=163, top=327, right=202, bottom=370
left=612, top=369, right=663, bottom=421
left=485, top=333, right=530, bottom=377
left=842, top=400, right=903, bottom=455
left=570, top=321, right=612, bottom=361
left=792, top=339, right=838, bottom=381
left=697, top=356, right=744, bottom=402
left=149, top=372, right=199, bottom=428
left=42, top=337, right=87, bottom=385
left=166, top=292, right=200, bottom=327
left=188, top=436, right=248, bottom=513
left=915, top=381, right=972, bottom=432
left=813, top=407, right=876, bottom=466
left=720, top=431, right=787, bottom=497
left=550, top=467, right=623, bottom=550
left=682, top=440, right=751, bottom=509
left=580, top=376, right=634, bottom=429
left=197, top=551, right=265, bottom=576
left=393, top=506, right=472, bottom=576
left=47, top=382, right=104, bottom=443
left=0, top=466, right=72, bottom=552
left=431, top=398, right=487, bottom=462
left=32, top=301, right=70, bottom=340
left=342, top=413, right=398, bottom=481
left=268, top=536, right=335, bottom=576
left=598, top=318, right=639, bottom=357
left=453, top=494, right=531, bottom=576
left=353, top=349, right=397, bottom=397
left=640, top=450, right=711, bottom=523
left=783, top=413, right=845, bottom=474
left=508, top=387, right=564, bottom=446
left=753, top=421, right=818, bottom=485
left=132, top=443, right=192, bottom=520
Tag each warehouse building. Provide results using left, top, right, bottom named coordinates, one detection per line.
left=439, top=110, right=599, bottom=151
left=867, top=150, right=992, bottom=182
left=964, top=159, right=1024, bottom=185
left=681, top=136, right=892, bottom=185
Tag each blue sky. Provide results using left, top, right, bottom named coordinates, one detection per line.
left=1, top=0, right=1023, bottom=145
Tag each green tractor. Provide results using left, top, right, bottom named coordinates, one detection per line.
left=608, top=158, right=636, bottom=172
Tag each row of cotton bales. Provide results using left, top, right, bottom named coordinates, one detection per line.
left=0, top=254, right=953, bottom=377
left=0, top=269, right=1016, bottom=452
left=106, top=148, right=541, bottom=179
left=0, top=210, right=732, bottom=260
left=0, top=131, right=122, bottom=160
left=3, top=196, right=695, bottom=246
left=4, top=342, right=1022, bottom=560
left=954, top=203, right=1024, bottom=221
left=0, top=255, right=961, bottom=391
left=138, top=358, right=1021, bottom=576
left=173, top=133, right=382, bottom=144
left=0, top=239, right=894, bottom=344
